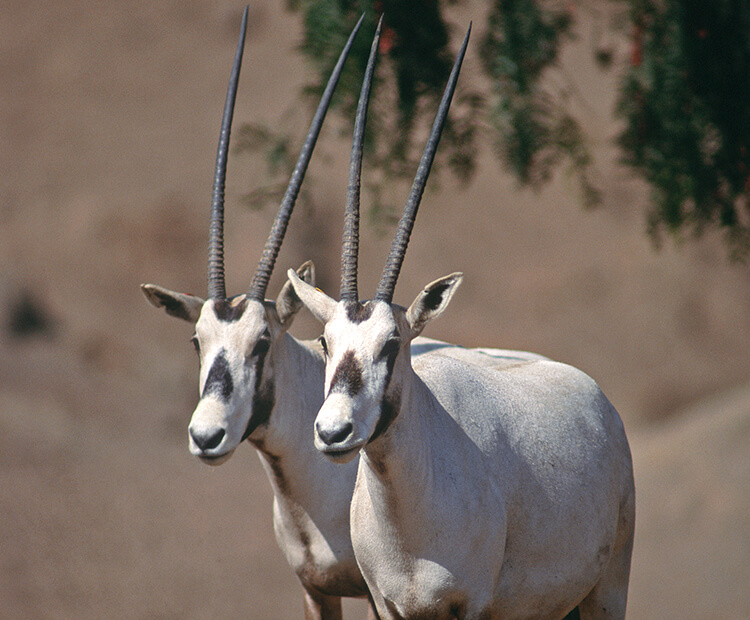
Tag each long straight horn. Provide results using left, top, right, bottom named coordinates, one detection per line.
left=208, top=6, right=248, bottom=300
left=247, top=14, right=367, bottom=302
left=340, top=16, right=383, bottom=302
left=374, top=24, right=471, bottom=303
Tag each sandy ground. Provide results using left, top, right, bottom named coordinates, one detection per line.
left=2, top=1, right=749, bottom=618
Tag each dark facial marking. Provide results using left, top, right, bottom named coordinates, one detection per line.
left=202, top=349, right=233, bottom=401
left=153, top=289, right=197, bottom=322
left=250, top=335, right=271, bottom=358
left=344, top=300, right=374, bottom=323
left=329, top=350, right=364, bottom=397
left=213, top=296, right=248, bottom=322
left=243, top=382, right=275, bottom=440
left=368, top=339, right=402, bottom=444
left=369, top=389, right=401, bottom=443
left=241, top=342, right=275, bottom=440
left=383, top=335, right=400, bottom=376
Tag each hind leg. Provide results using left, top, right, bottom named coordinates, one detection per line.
left=579, top=490, right=635, bottom=619
left=303, top=587, right=343, bottom=620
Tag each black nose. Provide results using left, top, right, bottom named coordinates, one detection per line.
left=316, top=422, right=353, bottom=446
left=190, top=427, right=226, bottom=451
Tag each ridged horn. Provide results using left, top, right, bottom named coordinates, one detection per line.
left=208, top=6, right=248, bottom=300
left=374, top=23, right=471, bottom=303
left=340, top=16, right=383, bottom=302
left=247, top=14, right=367, bottom=301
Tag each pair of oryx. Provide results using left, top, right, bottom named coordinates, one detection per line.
left=142, top=8, right=635, bottom=620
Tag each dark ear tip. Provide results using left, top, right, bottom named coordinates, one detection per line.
left=297, top=260, right=316, bottom=285
left=141, top=283, right=156, bottom=299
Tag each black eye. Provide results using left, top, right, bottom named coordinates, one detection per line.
left=250, top=338, right=271, bottom=358
left=380, top=338, right=401, bottom=359
left=190, top=335, right=201, bottom=356
left=318, top=336, right=328, bottom=357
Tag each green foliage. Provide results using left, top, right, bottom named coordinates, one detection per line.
left=238, top=0, right=750, bottom=258
left=240, top=1, right=482, bottom=222
left=616, top=0, right=750, bottom=258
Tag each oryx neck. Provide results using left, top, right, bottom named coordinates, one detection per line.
left=250, top=333, right=326, bottom=455
left=361, top=366, right=435, bottom=479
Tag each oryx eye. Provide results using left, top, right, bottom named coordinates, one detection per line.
left=190, top=335, right=201, bottom=356
left=250, top=337, right=271, bottom=358
left=318, top=336, right=329, bottom=357
left=380, top=338, right=401, bottom=359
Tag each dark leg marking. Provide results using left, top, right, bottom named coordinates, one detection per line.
left=202, top=349, right=233, bottom=401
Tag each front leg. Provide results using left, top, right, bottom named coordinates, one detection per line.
left=366, top=595, right=381, bottom=620
left=303, top=587, right=342, bottom=620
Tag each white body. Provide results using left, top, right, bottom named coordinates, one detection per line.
left=254, top=333, right=557, bottom=618
left=289, top=273, right=636, bottom=620
left=143, top=276, right=549, bottom=619
left=356, top=352, right=634, bottom=619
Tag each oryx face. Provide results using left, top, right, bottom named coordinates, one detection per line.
left=142, top=261, right=315, bottom=465
left=314, top=300, right=407, bottom=461
left=141, top=5, right=356, bottom=464
left=188, top=297, right=276, bottom=464
left=287, top=18, right=469, bottom=463
left=289, top=272, right=462, bottom=463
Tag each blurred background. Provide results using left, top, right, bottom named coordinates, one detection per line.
left=2, top=1, right=749, bottom=617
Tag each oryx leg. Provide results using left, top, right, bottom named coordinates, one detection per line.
left=578, top=493, right=635, bottom=619
left=577, top=543, right=632, bottom=619
left=303, top=587, right=342, bottom=620
left=365, top=597, right=380, bottom=620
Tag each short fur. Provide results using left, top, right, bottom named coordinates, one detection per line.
left=144, top=265, right=543, bottom=619
left=288, top=270, right=636, bottom=620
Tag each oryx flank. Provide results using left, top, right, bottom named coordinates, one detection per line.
left=288, top=23, right=636, bottom=620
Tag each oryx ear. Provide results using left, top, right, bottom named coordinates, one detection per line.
left=405, top=273, right=463, bottom=337
left=141, top=284, right=205, bottom=323
left=286, top=268, right=337, bottom=324
left=276, top=260, right=316, bottom=328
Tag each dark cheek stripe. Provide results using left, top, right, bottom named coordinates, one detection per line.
left=242, top=347, right=275, bottom=440
left=202, top=350, right=234, bottom=401
left=368, top=346, right=401, bottom=443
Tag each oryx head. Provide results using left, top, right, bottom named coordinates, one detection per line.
left=288, top=22, right=470, bottom=462
left=141, top=8, right=363, bottom=465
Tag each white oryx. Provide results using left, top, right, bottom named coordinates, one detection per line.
left=288, top=23, right=636, bottom=620
left=140, top=13, right=533, bottom=619
left=142, top=11, right=375, bottom=619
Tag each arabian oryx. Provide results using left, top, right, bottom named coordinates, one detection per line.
left=139, top=12, right=532, bottom=619
left=141, top=10, right=379, bottom=619
left=288, top=22, right=636, bottom=620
